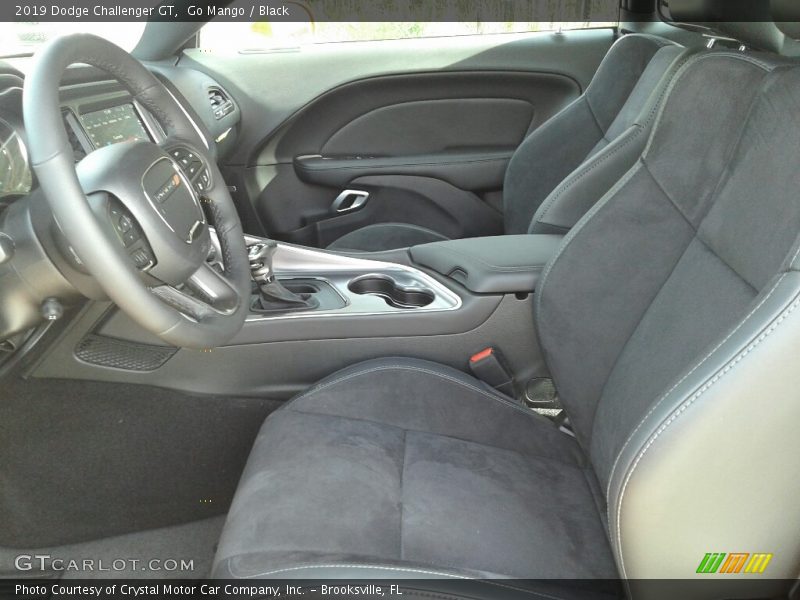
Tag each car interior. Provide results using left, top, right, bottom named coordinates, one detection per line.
left=1, top=0, right=799, bottom=597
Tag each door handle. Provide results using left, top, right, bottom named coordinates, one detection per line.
left=331, top=189, right=369, bottom=213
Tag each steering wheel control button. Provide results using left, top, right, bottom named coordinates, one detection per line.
left=187, top=160, right=202, bottom=177
left=130, top=248, right=154, bottom=270
left=196, top=169, right=211, bottom=193
left=117, top=215, right=132, bottom=233
left=121, top=229, right=139, bottom=247
left=105, top=200, right=155, bottom=270
left=167, top=146, right=210, bottom=194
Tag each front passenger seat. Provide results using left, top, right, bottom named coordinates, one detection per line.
left=328, top=33, right=689, bottom=251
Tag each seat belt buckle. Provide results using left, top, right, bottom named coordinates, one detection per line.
left=469, top=347, right=514, bottom=397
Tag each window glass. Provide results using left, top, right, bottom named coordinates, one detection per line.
left=200, top=0, right=619, bottom=53
left=0, top=22, right=145, bottom=57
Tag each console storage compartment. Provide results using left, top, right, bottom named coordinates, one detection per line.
left=409, top=234, right=564, bottom=294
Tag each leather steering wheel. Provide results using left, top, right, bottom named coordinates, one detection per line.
left=23, top=34, right=250, bottom=348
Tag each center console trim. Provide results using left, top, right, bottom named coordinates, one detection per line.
left=239, top=235, right=462, bottom=322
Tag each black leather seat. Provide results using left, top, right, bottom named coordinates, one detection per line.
left=327, top=34, right=688, bottom=251
left=215, top=36, right=800, bottom=588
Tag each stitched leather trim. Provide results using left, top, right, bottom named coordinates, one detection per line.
left=432, top=246, right=548, bottom=273
left=615, top=287, right=800, bottom=578
left=224, top=562, right=568, bottom=600
left=288, top=363, right=532, bottom=418
left=532, top=48, right=695, bottom=232
left=605, top=273, right=786, bottom=500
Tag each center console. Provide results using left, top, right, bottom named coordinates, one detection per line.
left=32, top=231, right=564, bottom=402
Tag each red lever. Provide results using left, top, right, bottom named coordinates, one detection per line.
left=470, top=347, right=494, bottom=363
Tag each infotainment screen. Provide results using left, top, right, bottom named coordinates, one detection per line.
left=79, top=104, right=150, bottom=149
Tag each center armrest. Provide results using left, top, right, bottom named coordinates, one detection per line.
left=409, top=234, right=564, bottom=294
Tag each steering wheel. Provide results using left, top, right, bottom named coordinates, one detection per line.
left=23, top=34, right=250, bottom=349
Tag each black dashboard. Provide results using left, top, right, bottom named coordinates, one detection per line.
left=0, top=74, right=163, bottom=207
left=0, top=59, right=239, bottom=207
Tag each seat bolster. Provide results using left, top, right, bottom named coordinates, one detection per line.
left=327, top=223, right=449, bottom=252
left=503, top=34, right=676, bottom=236
left=215, top=550, right=501, bottom=580
left=285, top=357, right=583, bottom=465
left=529, top=46, right=693, bottom=234
left=609, top=273, right=800, bottom=579
left=529, top=125, right=647, bottom=234
left=583, top=34, right=676, bottom=131
left=215, top=552, right=620, bottom=599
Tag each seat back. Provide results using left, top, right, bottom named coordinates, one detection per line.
left=536, top=50, right=800, bottom=580
left=502, top=34, right=679, bottom=235
left=527, top=44, right=691, bottom=234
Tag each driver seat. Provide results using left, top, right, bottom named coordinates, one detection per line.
left=213, top=50, right=800, bottom=585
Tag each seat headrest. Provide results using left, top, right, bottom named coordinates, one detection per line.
left=772, top=0, right=800, bottom=40
left=661, top=0, right=784, bottom=53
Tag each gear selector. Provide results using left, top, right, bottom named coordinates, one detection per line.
left=248, top=241, right=319, bottom=313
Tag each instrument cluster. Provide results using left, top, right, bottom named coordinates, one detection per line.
left=0, top=76, right=32, bottom=206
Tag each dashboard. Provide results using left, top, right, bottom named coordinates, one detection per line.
left=0, top=75, right=163, bottom=206
left=0, top=56, right=240, bottom=211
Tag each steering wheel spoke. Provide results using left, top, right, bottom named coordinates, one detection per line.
left=152, top=262, right=242, bottom=322
left=185, top=262, right=241, bottom=314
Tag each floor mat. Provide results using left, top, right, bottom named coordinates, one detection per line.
left=0, top=516, right=225, bottom=579
left=0, top=376, right=280, bottom=547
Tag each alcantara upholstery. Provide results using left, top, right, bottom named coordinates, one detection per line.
left=215, top=50, right=800, bottom=589
left=214, top=358, right=616, bottom=581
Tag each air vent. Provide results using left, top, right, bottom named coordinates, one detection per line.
left=208, top=86, right=234, bottom=120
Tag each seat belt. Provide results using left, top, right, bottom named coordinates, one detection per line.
left=468, top=347, right=574, bottom=435
left=468, top=347, right=514, bottom=397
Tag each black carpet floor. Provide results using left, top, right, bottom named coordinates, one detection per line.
left=0, top=376, right=280, bottom=548
left=0, top=516, right=225, bottom=579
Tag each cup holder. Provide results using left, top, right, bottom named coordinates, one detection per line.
left=348, top=274, right=435, bottom=309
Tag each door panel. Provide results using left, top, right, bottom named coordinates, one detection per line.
left=319, top=97, right=533, bottom=156
left=294, top=151, right=514, bottom=190
left=285, top=175, right=506, bottom=248
left=179, top=28, right=616, bottom=246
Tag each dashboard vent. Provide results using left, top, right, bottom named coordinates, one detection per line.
left=208, top=86, right=234, bottom=120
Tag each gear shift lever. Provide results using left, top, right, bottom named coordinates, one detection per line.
left=248, top=241, right=318, bottom=312
left=248, top=241, right=280, bottom=283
